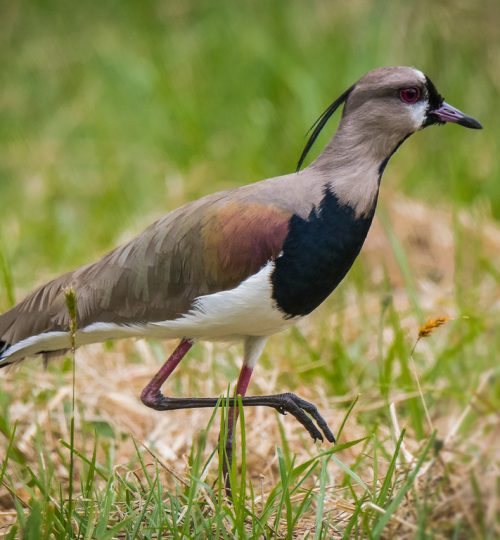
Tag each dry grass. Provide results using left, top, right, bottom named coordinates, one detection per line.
left=1, top=195, right=499, bottom=538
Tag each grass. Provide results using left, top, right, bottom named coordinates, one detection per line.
left=1, top=0, right=499, bottom=538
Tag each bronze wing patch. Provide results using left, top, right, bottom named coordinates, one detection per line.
left=201, top=201, right=291, bottom=289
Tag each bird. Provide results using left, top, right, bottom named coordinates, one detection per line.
left=0, top=66, right=481, bottom=481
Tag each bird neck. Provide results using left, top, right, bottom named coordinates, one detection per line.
left=308, top=119, right=407, bottom=218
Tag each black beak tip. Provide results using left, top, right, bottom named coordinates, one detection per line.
left=458, top=117, right=483, bottom=130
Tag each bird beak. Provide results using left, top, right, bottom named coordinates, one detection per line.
left=429, top=101, right=482, bottom=129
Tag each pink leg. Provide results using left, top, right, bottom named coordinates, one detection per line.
left=226, top=364, right=254, bottom=434
left=223, top=362, right=255, bottom=493
left=140, top=338, right=193, bottom=407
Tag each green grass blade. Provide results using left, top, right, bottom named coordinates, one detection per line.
left=331, top=455, right=371, bottom=496
left=59, top=439, right=108, bottom=481
left=372, top=433, right=435, bottom=538
left=94, top=476, right=116, bottom=539
left=0, top=240, right=15, bottom=307
left=336, top=395, right=359, bottom=441
left=376, top=428, right=405, bottom=507
left=314, top=455, right=329, bottom=540
left=99, top=515, right=135, bottom=540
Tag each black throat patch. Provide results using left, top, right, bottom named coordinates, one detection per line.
left=271, top=187, right=376, bottom=318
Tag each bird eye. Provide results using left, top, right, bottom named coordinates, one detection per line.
left=399, top=87, right=421, bottom=104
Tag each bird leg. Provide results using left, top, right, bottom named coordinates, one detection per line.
left=141, top=342, right=335, bottom=442
left=145, top=391, right=335, bottom=439
left=222, top=363, right=253, bottom=493
left=140, top=338, right=194, bottom=407
left=140, top=338, right=336, bottom=491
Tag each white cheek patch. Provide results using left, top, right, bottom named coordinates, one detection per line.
left=409, top=101, right=427, bottom=130
left=409, top=68, right=428, bottom=129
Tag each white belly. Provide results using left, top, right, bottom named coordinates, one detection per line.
left=152, top=261, right=299, bottom=340
left=2, top=262, right=299, bottom=363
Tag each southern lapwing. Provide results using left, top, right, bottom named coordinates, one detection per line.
left=0, top=67, right=481, bottom=478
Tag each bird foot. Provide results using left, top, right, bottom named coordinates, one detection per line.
left=273, top=392, right=336, bottom=443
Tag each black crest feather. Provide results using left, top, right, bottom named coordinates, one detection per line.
left=296, top=84, right=355, bottom=172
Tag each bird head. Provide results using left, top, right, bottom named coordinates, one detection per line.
left=297, top=66, right=482, bottom=171
left=344, top=66, right=482, bottom=133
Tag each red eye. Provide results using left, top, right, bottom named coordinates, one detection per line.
left=399, top=87, right=421, bottom=104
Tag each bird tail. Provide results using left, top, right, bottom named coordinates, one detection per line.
left=0, top=272, right=75, bottom=368
left=0, top=306, right=21, bottom=368
left=0, top=341, right=13, bottom=368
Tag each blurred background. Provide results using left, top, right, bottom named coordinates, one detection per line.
left=1, top=2, right=499, bottom=535
left=0, top=0, right=498, bottom=293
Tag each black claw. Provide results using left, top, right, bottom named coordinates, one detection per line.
left=324, top=431, right=336, bottom=444
left=280, top=393, right=337, bottom=444
left=274, top=394, right=326, bottom=442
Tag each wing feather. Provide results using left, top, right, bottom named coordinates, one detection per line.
left=0, top=195, right=291, bottom=355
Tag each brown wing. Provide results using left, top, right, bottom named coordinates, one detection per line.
left=200, top=200, right=290, bottom=286
left=0, top=194, right=291, bottom=350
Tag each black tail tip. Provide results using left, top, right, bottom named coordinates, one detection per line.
left=0, top=339, right=11, bottom=365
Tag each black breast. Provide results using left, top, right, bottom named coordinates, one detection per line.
left=271, top=186, right=376, bottom=318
